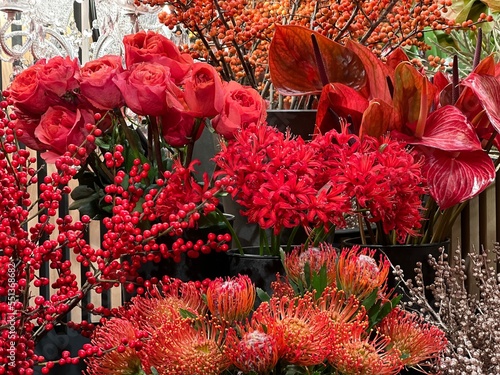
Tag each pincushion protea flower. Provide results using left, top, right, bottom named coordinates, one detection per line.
left=128, top=283, right=206, bottom=329
left=206, top=275, right=256, bottom=322
left=378, top=308, right=448, bottom=369
left=316, top=287, right=367, bottom=327
left=226, top=323, right=281, bottom=373
left=329, top=323, right=403, bottom=375
left=253, top=293, right=333, bottom=366
left=284, top=243, right=337, bottom=290
left=270, top=273, right=296, bottom=299
left=142, top=317, right=230, bottom=375
left=336, top=246, right=390, bottom=301
left=86, top=318, right=144, bottom=375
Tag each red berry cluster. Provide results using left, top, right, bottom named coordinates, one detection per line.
left=0, top=95, right=231, bottom=374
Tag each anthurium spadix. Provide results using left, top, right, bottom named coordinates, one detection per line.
left=268, top=24, right=497, bottom=215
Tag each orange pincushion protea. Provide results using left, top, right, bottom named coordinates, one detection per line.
left=226, top=323, right=281, bottom=373
left=129, top=294, right=205, bottom=330
left=329, top=323, right=403, bottom=375
left=336, top=246, right=390, bottom=301
left=86, top=318, right=144, bottom=375
left=284, top=243, right=337, bottom=290
left=253, top=293, right=333, bottom=366
left=143, top=317, right=230, bottom=375
left=316, top=287, right=368, bottom=327
left=378, top=308, right=448, bottom=369
left=206, top=275, right=256, bottom=322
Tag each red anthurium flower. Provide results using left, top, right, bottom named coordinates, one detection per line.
left=462, top=73, right=500, bottom=134
left=398, top=105, right=483, bottom=152
left=269, top=25, right=367, bottom=96
left=317, top=83, right=369, bottom=133
left=421, top=148, right=495, bottom=210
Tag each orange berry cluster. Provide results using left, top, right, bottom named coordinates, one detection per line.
left=137, top=0, right=489, bottom=90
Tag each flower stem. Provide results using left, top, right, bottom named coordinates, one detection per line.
left=215, top=207, right=243, bottom=254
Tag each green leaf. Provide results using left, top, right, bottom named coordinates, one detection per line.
left=150, top=367, right=159, bottom=375
left=68, top=193, right=100, bottom=210
left=179, top=308, right=198, bottom=319
left=256, top=287, right=270, bottom=303
left=70, top=185, right=97, bottom=200
left=94, top=136, right=112, bottom=150
left=361, top=288, right=379, bottom=310
left=311, top=264, right=328, bottom=299
left=304, top=262, right=312, bottom=286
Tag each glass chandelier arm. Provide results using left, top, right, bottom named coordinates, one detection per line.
left=31, top=25, right=78, bottom=59
left=0, top=12, right=32, bottom=61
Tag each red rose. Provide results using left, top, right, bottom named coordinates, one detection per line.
left=113, top=62, right=180, bottom=116
left=34, top=106, right=94, bottom=163
left=123, top=31, right=193, bottom=84
left=160, top=107, right=202, bottom=147
left=212, top=81, right=267, bottom=139
left=184, top=62, right=224, bottom=118
left=160, top=85, right=203, bottom=147
left=79, top=55, right=125, bottom=110
left=8, top=56, right=79, bottom=116
left=38, top=56, right=79, bottom=96
left=13, top=113, right=45, bottom=150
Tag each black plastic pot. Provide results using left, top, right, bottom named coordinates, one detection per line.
left=342, top=237, right=450, bottom=303
left=227, top=247, right=285, bottom=296
left=266, top=109, right=317, bottom=139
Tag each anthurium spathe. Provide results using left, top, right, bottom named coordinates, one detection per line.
left=269, top=25, right=367, bottom=96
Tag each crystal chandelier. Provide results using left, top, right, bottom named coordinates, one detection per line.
left=0, top=0, right=169, bottom=65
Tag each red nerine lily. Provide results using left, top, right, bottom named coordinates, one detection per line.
left=269, top=25, right=496, bottom=211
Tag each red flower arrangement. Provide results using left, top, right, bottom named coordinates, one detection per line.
left=0, top=29, right=271, bottom=375
left=269, top=25, right=499, bottom=244
left=84, top=244, right=447, bottom=374
left=214, top=120, right=426, bottom=254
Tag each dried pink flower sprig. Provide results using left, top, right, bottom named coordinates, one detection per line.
left=405, top=244, right=500, bottom=374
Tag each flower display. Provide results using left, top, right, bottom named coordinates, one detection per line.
left=268, top=25, right=499, bottom=244
left=138, top=0, right=487, bottom=108
left=84, top=245, right=447, bottom=374
left=0, top=30, right=267, bottom=374
left=214, top=121, right=426, bottom=253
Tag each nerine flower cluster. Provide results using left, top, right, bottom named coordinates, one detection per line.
left=214, top=122, right=426, bottom=246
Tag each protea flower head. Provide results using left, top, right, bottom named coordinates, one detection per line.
left=226, top=322, right=281, bottom=373
left=336, top=246, right=390, bottom=301
left=86, top=318, right=144, bottom=375
left=284, top=243, right=337, bottom=290
left=270, top=272, right=296, bottom=299
left=253, top=293, right=333, bottom=366
left=142, top=317, right=230, bottom=375
left=206, top=274, right=256, bottom=321
left=316, top=287, right=368, bottom=326
left=378, top=308, right=448, bottom=369
left=128, top=282, right=206, bottom=329
left=329, top=323, right=403, bottom=375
